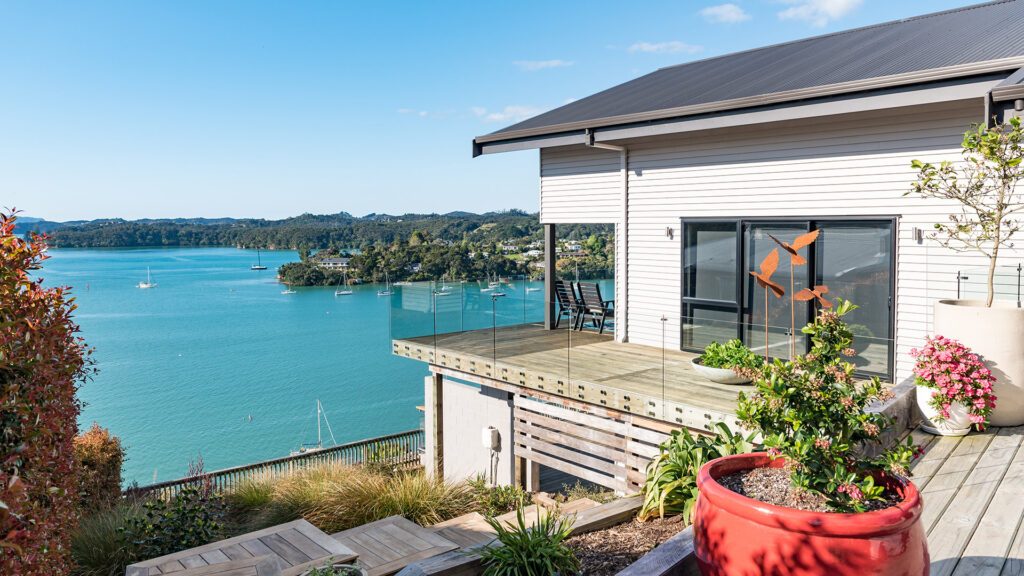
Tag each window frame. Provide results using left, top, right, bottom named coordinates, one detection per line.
left=680, top=216, right=898, bottom=380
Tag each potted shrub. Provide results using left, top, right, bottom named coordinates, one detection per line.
left=909, top=116, right=1024, bottom=426
left=910, top=335, right=997, bottom=436
left=693, top=300, right=926, bottom=576
left=691, top=339, right=763, bottom=385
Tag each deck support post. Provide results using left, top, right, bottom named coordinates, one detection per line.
left=424, top=372, right=444, bottom=479
left=544, top=223, right=557, bottom=329
left=525, top=458, right=541, bottom=492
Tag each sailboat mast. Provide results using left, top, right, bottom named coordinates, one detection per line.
left=316, top=400, right=322, bottom=449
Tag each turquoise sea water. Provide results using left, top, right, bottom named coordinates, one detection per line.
left=42, top=247, right=436, bottom=485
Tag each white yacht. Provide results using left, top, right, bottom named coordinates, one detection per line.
left=137, top=267, right=157, bottom=289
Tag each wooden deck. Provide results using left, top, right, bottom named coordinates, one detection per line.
left=911, top=426, right=1024, bottom=575
left=394, top=323, right=746, bottom=429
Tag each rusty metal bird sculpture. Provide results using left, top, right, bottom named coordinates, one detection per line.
left=795, top=285, right=832, bottom=310
left=749, top=248, right=784, bottom=360
left=769, top=229, right=821, bottom=358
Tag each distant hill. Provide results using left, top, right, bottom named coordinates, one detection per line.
left=30, top=210, right=609, bottom=249
left=14, top=217, right=75, bottom=235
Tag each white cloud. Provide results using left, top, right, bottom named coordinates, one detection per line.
left=397, top=108, right=429, bottom=117
left=472, top=105, right=546, bottom=123
left=513, top=59, right=574, bottom=71
left=700, top=3, right=751, bottom=23
left=777, top=0, right=862, bottom=27
left=627, top=41, right=704, bottom=54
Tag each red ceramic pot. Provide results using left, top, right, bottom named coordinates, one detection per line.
left=693, top=453, right=928, bottom=576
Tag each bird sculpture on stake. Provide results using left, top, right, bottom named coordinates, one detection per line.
left=794, top=285, right=832, bottom=311
left=749, top=247, right=785, bottom=361
left=768, top=229, right=821, bottom=358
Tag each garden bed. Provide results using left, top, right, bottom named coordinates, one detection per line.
left=567, top=515, right=685, bottom=576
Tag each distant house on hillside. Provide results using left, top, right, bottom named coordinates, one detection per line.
left=317, top=257, right=349, bottom=270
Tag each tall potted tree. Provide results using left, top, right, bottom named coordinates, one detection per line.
left=908, top=116, right=1024, bottom=426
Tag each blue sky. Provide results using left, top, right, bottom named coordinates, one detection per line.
left=1, top=0, right=977, bottom=221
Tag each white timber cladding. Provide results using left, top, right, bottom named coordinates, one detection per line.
left=539, top=99, right=1019, bottom=385
left=540, top=146, right=622, bottom=224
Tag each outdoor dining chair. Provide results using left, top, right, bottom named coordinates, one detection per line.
left=554, top=280, right=582, bottom=329
left=576, top=282, right=614, bottom=334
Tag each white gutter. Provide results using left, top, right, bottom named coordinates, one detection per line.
left=585, top=129, right=628, bottom=343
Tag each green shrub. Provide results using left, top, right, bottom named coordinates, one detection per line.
left=224, top=476, right=275, bottom=513
left=74, top=423, right=126, bottom=512
left=363, top=442, right=408, bottom=476
left=737, top=300, right=917, bottom=512
left=639, top=422, right=756, bottom=522
left=268, top=464, right=474, bottom=533
left=477, top=504, right=579, bottom=576
left=119, top=485, right=224, bottom=559
left=469, top=476, right=529, bottom=516
left=699, top=339, right=763, bottom=370
left=71, top=501, right=143, bottom=576
left=560, top=481, right=615, bottom=504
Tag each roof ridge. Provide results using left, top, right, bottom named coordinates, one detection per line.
left=657, top=0, right=1017, bottom=73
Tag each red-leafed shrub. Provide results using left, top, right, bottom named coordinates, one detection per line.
left=74, top=423, right=125, bottom=512
left=1, top=211, right=93, bottom=574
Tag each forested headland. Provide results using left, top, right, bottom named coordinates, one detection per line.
left=30, top=211, right=614, bottom=284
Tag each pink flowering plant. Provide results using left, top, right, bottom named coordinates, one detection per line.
left=736, top=300, right=918, bottom=512
left=910, top=335, right=996, bottom=429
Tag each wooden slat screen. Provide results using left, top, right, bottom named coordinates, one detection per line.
left=513, top=396, right=671, bottom=493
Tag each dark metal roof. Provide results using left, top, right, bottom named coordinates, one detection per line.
left=993, top=66, right=1024, bottom=100
left=477, top=0, right=1024, bottom=145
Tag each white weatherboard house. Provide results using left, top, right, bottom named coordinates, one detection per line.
left=394, top=1, right=1024, bottom=492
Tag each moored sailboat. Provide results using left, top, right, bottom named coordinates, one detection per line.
left=291, top=399, right=338, bottom=455
left=137, top=267, right=157, bottom=289
left=377, top=270, right=393, bottom=296
left=251, top=248, right=267, bottom=270
left=335, top=270, right=353, bottom=296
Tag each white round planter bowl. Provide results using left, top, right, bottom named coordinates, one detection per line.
left=690, top=358, right=752, bottom=385
left=934, top=300, right=1024, bottom=427
left=916, top=385, right=972, bottom=436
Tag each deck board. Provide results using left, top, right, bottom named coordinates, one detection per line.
left=909, top=427, right=1024, bottom=575
left=126, top=520, right=356, bottom=576
left=332, top=515, right=458, bottom=576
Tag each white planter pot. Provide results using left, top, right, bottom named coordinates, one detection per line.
left=934, top=300, right=1024, bottom=427
left=690, top=358, right=752, bottom=385
left=916, top=385, right=972, bottom=436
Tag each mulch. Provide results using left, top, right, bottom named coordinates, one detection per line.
left=567, top=515, right=685, bottom=576
left=719, top=466, right=898, bottom=512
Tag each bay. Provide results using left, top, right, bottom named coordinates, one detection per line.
left=42, top=247, right=606, bottom=485
left=42, top=247, right=431, bottom=485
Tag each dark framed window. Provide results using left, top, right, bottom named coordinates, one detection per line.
left=681, top=217, right=896, bottom=380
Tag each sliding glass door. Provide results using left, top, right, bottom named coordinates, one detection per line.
left=681, top=222, right=740, bottom=350
left=815, top=221, right=893, bottom=376
left=682, top=218, right=895, bottom=379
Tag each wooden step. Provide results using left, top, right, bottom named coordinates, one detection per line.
left=429, top=512, right=495, bottom=549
